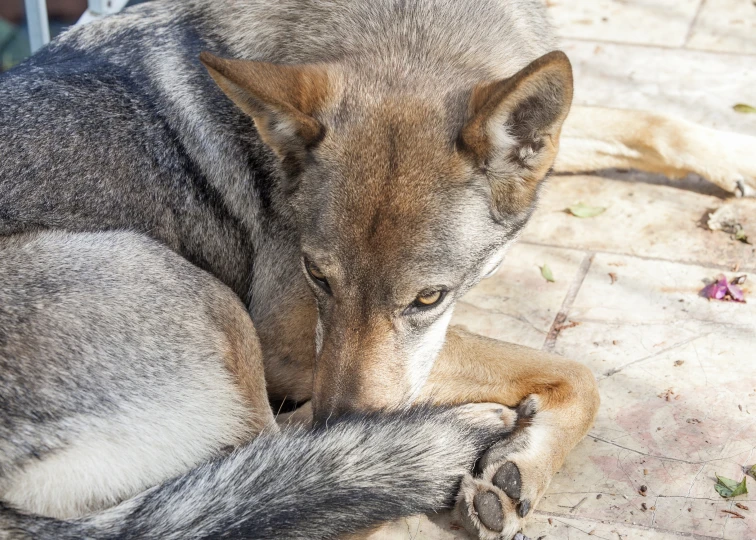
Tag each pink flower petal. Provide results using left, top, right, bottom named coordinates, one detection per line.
left=726, top=281, right=746, bottom=303
left=701, top=275, right=747, bottom=302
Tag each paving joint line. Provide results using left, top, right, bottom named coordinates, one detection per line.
left=519, top=240, right=756, bottom=274
left=560, top=35, right=756, bottom=57
left=684, top=0, right=706, bottom=47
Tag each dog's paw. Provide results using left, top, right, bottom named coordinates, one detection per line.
left=714, top=131, right=756, bottom=197
left=452, top=402, right=519, bottom=433
left=455, top=397, right=543, bottom=539
left=455, top=467, right=525, bottom=539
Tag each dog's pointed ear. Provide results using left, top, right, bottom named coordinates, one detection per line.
left=200, top=52, right=328, bottom=165
left=459, top=51, right=573, bottom=219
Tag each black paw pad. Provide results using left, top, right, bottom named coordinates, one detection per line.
left=473, top=490, right=504, bottom=532
left=517, top=498, right=531, bottom=517
left=492, top=461, right=522, bottom=500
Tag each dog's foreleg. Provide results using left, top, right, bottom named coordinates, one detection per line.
left=556, top=105, right=756, bottom=197
left=418, top=327, right=600, bottom=539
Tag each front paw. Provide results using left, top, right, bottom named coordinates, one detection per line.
left=455, top=398, right=545, bottom=539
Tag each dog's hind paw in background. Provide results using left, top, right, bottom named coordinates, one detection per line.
left=455, top=398, right=545, bottom=540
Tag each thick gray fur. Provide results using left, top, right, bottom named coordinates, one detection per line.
left=0, top=410, right=510, bottom=539
left=0, top=0, right=554, bottom=536
left=0, top=231, right=514, bottom=538
left=1, top=407, right=508, bottom=540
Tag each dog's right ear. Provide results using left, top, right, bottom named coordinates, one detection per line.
left=459, top=51, right=573, bottom=221
left=200, top=52, right=330, bottom=169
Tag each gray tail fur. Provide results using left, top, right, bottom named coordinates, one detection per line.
left=0, top=407, right=512, bottom=539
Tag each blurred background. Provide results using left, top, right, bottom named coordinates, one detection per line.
left=0, top=0, right=84, bottom=70
left=0, top=0, right=142, bottom=70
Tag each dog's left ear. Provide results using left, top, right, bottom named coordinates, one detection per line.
left=460, top=51, right=573, bottom=219
left=200, top=52, right=329, bottom=170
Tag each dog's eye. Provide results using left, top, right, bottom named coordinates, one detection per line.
left=305, top=259, right=331, bottom=292
left=411, top=289, right=446, bottom=310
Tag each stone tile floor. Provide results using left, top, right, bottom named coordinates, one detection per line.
left=369, top=1, right=756, bottom=538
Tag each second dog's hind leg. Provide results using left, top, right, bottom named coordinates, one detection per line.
left=557, top=105, right=756, bottom=197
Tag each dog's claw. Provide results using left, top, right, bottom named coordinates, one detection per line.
left=517, top=499, right=530, bottom=518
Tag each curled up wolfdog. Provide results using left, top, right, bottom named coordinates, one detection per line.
left=1, top=0, right=754, bottom=538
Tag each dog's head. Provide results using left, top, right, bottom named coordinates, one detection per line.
left=201, top=51, right=572, bottom=420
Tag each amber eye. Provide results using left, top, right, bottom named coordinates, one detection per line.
left=307, top=262, right=325, bottom=280
left=411, top=289, right=446, bottom=310
left=305, top=259, right=331, bottom=293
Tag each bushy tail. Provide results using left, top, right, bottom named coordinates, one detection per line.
left=0, top=406, right=514, bottom=540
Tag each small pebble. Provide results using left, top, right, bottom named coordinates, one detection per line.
left=596, top=494, right=602, bottom=499
left=641, top=503, right=648, bottom=511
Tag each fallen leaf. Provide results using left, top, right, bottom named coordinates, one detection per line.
left=554, top=320, right=580, bottom=332
left=733, top=103, right=756, bottom=114
left=567, top=202, right=606, bottom=218
left=722, top=509, right=745, bottom=518
left=700, top=275, right=746, bottom=303
left=735, top=228, right=750, bottom=244
left=747, top=464, right=756, bottom=480
left=715, top=475, right=748, bottom=498
left=540, top=264, right=555, bottom=282
left=609, top=272, right=618, bottom=284
left=735, top=502, right=749, bottom=511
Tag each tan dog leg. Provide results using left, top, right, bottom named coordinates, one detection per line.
left=418, top=327, right=600, bottom=539
left=557, top=106, right=756, bottom=197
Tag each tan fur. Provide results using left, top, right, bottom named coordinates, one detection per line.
left=255, top=299, right=317, bottom=403
left=208, top=299, right=277, bottom=434
left=421, top=327, right=599, bottom=536
left=200, top=52, right=332, bottom=160
left=422, top=325, right=599, bottom=480
left=558, top=106, right=756, bottom=197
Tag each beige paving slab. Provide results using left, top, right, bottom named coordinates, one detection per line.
left=560, top=39, right=756, bottom=136
left=451, top=242, right=586, bottom=349
left=544, top=253, right=756, bottom=538
left=521, top=174, right=756, bottom=272
left=687, top=0, right=756, bottom=54
left=545, top=0, right=702, bottom=47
